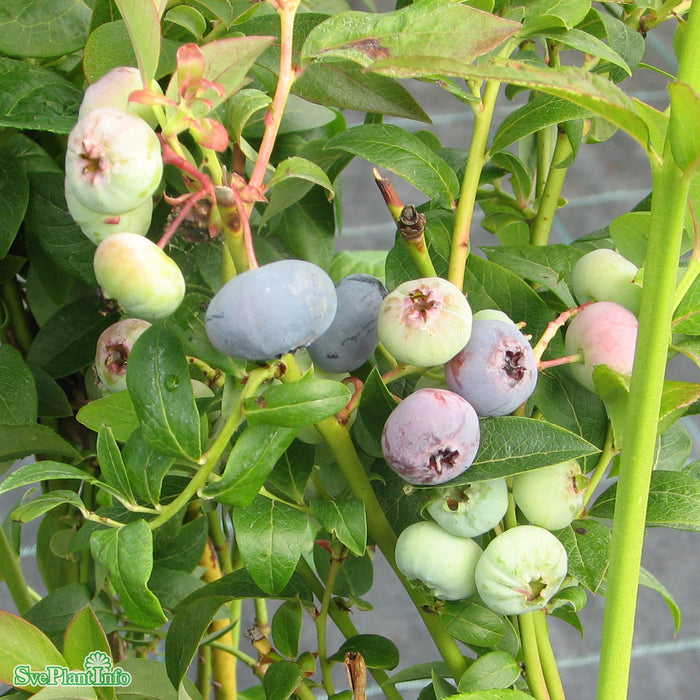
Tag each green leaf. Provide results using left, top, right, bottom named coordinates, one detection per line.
left=608, top=210, right=650, bottom=267
left=114, top=0, right=161, bottom=82
left=0, top=424, right=80, bottom=462
left=0, top=57, right=82, bottom=133
left=123, top=657, right=204, bottom=700
left=265, top=439, right=316, bottom=506
left=482, top=244, right=583, bottom=308
left=233, top=495, right=311, bottom=594
left=30, top=365, right=73, bottom=419
left=0, top=612, right=66, bottom=692
left=438, top=601, right=505, bottom=648
left=490, top=93, right=592, bottom=155
left=670, top=81, right=700, bottom=175
left=654, top=422, right=693, bottom=472
left=310, top=498, right=367, bottom=556
left=122, top=428, right=175, bottom=506
left=63, top=607, right=112, bottom=675
left=23, top=584, right=94, bottom=649
left=0, top=345, right=37, bottom=424
left=0, top=152, right=29, bottom=258
left=326, top=124, right=459, bottom=208
left=457, top=651, right=520, bottom=692
left=262, top=660, right=303, bottom=700
left=0, top=461, right=97, bottom=495
left=271, top=599, right=303, bottom=659
left=267, top=156, right=335, bottom=199
left=128, top=325, right=202, bottom=461
left=225, top=88, right=272, bottom=142
left=450, top=417, right=600, bottom=484
left=153, top=517, right=208, bottom=573
left=639, top=567, right=681, bottom=635
left=591, top=470, right=700, bottom=531
left=314, top=545, right=374, bottom=598
left=166, top=595, right=232, bottom=688
left=301, top=0, right=520, bottom=69
left=148, top=566, right=205, bottom=610
left=164, top=5, right=207, bottom=39
left=536, top=29, right=631, bottom=75
left=446, top=690, right=539, bottom=699
left=355, top=368, right=399, bottom=458
left=329, top=250, right=388, bottom=283
left=27, top=296, right=116, bottom=379
left=244, top=377, right=351, bottom=428
left=76, top=390, right=140, bottom=443
left=673, top=270, right=700, bottom=335
left=557, top=519, right=610, bottom=593
left=201, top=425, right=297, bottom=506
left=328, top=634, right=399, bottom=669
left=12, top=490, right=86, bottom=523
left=370, top=59, right=654, bottom=153
left=90, top=520, right=167, bottom=629
left=97, top=424, right=135, bottom=503
left=519, top=0, right=591, bottom=33
left=0, top=0, right=90, bottom=58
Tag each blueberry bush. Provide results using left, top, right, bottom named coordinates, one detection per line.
left=0, top=1, right=699, bottom=699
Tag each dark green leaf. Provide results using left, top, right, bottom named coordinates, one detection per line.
left=76, top=390, right=139, bottom=443
left=128, top=325, right=202, bottom=461
left=97, top=424, right=135, bottom=503
left=0, top=424, right=80, bottom=462
left=451, top=417, right=600, bottom=484
left=490, top=93, right=592, bottom=155
left=0, top=152, right=29, bottom=257
left=439, top=601, right=505, bottom=648
left=12, top=490, right=86, bottom=523
left=457, top=651, right=520, bottom=692
left=0, top=0, right=90, bottom=58
left=122, top=428, right=175, bottom=506
left=201, top=425, right=297, bottom=506
left=0, top=461, right=97, bottom=494
left=326, top=124, right=459, bottom=208
left=0, top=57, right=82, bottom=133
left=244, top=377, right=351, bottom=428
left=328, top=634, right=399, bottom=669
left=301, top=0, right=520, bottom=70
left=0, top=345, right=37, bottom=424
left=153, top=517, right=208, bottom=573
left=148, top=566, right=205, bottom=611
left=90, top=520, right=167, bottom=629
left=271, top=599, right=303, bottom=659
left=355, top=368, right=399, bottom=458
left=233, top=495, right=311, bottom=594
left=591, top=470, right=700, bottom=531
left=120, top=657, right=203, bottom=700
left=23, top=584, right=94, bottom=650
left=310, top=498, right=366, bottom=556
left=262, top=660, right=303, bottom=700
left=27, top=296, right=115, bottom=379
left=30, top=365, right=73, bottom=419
left=265, top=439, right=316, bottom=506
left=556, top=519, right=610, bottom=593
left=314, top=545, right=374, bottom=598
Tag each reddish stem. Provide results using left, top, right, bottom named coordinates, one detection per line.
left=531, top=302, right=592, bottom=363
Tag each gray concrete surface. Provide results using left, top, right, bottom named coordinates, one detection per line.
left=2, top=11, right=699, bottom=700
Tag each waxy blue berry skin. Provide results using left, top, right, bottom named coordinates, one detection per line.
left=445, top=319, right=538, bottom=417
left=308, top=274, right=387, bottom=372
left=205, top=259, right=337, bottom=361
left=381, top=388, right=480, bottom=486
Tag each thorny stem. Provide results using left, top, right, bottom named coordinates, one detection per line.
left=448, top=78, right=501, bottom=290
left=530, top=129, right=572, bottom=246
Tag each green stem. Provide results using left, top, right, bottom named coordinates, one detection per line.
left=532, top=611, right=566, bottom=700
left=530, top=129, right=572, bottom=246
left=582, top=424, right=616, bottom=509
left=148, top=365, right=277, bottom=531
left=316, top=546, right=344, bottom=695
left=296, top=558, right=405, bottom=700
left=519, top=612, right=549, bottom=700
left=0, top=524, right=34, bottom=614
left=448, top=78, right=501, bottom=289
left=597, top=7, right=700, bottom=696
left=1, top=279, right=33, bottom=355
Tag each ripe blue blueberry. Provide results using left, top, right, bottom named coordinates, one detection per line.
left=445, top=319, right=538, bottom=417
left=381, top=388, right=480, bottom=486
left=205, top=259, right=337, bottom=361
left=307, top=273, right=387, bottom=372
